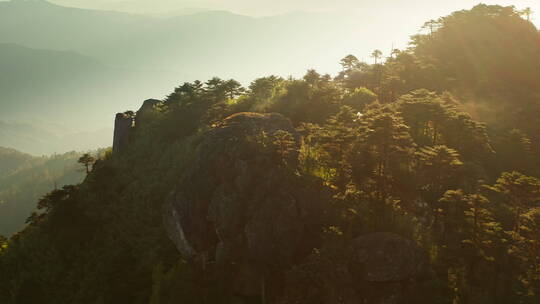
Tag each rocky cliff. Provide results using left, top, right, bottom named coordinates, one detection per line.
left=161, top=111, right=432, bottom=303
left=163, top=112, right=332, bottom=298
left=112, top=112, right=134, bottom=154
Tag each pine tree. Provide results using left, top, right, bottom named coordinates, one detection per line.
left=78, top=154, right=96, bottom=174
left=349, top=105, right=415, bottom=227
left=488, top=172, right=540, bottom=234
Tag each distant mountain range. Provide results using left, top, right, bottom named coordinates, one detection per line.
left=0, top=120, right=111, bottom=155
left=0, top=42, right=178, bottom=154
left=0, top=0, right=360, bottom=76
left=51, top=0, right=211, bottom=16
left=0, top=0, right=366, bottom=155
left=0, top=147, right=35, bottom=178
left=0, top=43, right=176, bottom=126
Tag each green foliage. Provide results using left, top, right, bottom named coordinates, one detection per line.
left=416, top=145, right=463, bottom=200
left=488, top=172, right=540, bottom=233
left=493, top=129, right=534, bottom=175
left=268, top=71, right=342, bottom=125
left=410, top=4, right=540, bottom=97
left=341, top=87, right=377, bottom=111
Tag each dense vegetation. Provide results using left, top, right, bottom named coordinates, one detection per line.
left=0, top=148, right=85, bottom=236
left=1, top=5, right=540, bottom=304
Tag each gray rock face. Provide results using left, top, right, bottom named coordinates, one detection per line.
left=163, top=192, right=197, bottom=259
left=139, top=98, right=161, bottom=110
left=112, top=99, right=161, bottom=154
left=112, top=112, right=134, bottom=154
left=135, top=99, right=161, bottom=127
left=163, top=112, right=329, bottom=296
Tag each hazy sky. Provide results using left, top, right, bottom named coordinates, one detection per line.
left=46, top=0, right=540, bottom=20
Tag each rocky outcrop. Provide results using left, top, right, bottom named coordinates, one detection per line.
left=135, top=99, right=161, bottom=128
left=163, top=112, right=432, bottom=302
left=163, top=112, right=330, bottom=297
left=112, top=112, right=134, bottom=154
left=112, top=99, right=161, bottom=154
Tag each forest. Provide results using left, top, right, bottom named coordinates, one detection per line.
left=0, top=148, right=85, bottom=236
left=1, top=4, right=540, bottom=304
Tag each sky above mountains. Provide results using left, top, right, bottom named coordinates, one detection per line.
left=46, top=0, right=539, bottom=22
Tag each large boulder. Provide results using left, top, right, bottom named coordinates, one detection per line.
left=163, top=112, right=330, bottom=296
left=135, top=99, right=162, bottom=127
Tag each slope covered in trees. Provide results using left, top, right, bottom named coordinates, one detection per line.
left=1, top=4, right=540, bottom=304
left=0, top=148, right=85, bottom=236
left=364, top=4, right=540, bottom=155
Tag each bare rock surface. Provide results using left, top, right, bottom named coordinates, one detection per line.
left=112, top=112, right=133, bottom=154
